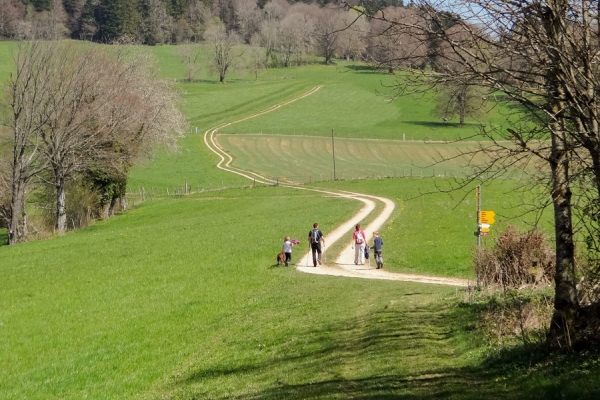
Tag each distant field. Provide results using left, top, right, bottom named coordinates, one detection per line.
left=217, top=133, right=497, bottom=182
left=150, top=44, right=513, bottom=141
left=217, top=64, right=512, bottom=141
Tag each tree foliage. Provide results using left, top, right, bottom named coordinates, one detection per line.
left=1, top=41, right=187, bottom=240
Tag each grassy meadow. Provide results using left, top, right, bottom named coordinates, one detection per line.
left=3, top=187, right=597, bottom=399
left=2, top=41, right=600, bottom=399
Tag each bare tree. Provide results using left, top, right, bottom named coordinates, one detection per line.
left=233, top=0, right=262, bottom=43
left=185, top=0, right=211, bottom=40
left=245, top=45, right=266, bottom=80
left=0, top=0, right=25, bottom=39
left=367, top=7, right=428, bottom=73
left=204, top=22, right=242, bottom=83
left=314, top=7, right=345, bottom=64
left=278, top=11, right=315, bottom=67
left=142, top=0, right=172, bottom=45
left=178, top=42, right=203, bottom=82
left=31, top=0, right=69, bottom=40
left=254, top=18, right=280, bottom=66
left=2, top=42, right=187, bottom=238
left=433, top=81, right=489, bottom=126
left=1, top=42, right=57, bottom=244
left=357, top=0, right=600, bottom=347
left=0, top=144, right=12, bottom=233
left=262, top=0, right=288, bottom=22
left=336, top=9, right=368, bottom=62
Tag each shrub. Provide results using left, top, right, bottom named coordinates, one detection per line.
left=474, top=225, right=555, bottom=288
left=466, top=290, right=554, bottom=348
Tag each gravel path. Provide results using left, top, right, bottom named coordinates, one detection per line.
left=203, top=87, right=471, bottom=288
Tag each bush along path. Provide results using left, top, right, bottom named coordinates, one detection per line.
left=203, top=87, right=471, bottom=287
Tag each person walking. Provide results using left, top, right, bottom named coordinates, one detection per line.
left=308, top=223, right=325, bottom=267
left=282, top=236, right=295, bottom=267
left=371, top=231, right=384, bottom=269
left=352, top=223, right=367, bottom=265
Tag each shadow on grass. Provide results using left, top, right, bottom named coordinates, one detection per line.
left=343, top=65, right=381, bottom=75
left=164, top=299, right=600, bottom=399
left=404, top=120, right=482, bottom=129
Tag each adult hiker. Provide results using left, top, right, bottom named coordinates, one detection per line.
left=352, top=223, right=367, bottom=265
left=308, top=222, right=325, bottom=267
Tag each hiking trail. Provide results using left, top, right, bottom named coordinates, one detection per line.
left=203, top=86, right=471, bottom=288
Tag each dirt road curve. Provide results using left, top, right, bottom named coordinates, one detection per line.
left=204, top=87, right=471, bottom=288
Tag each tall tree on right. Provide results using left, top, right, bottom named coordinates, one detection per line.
left=359, top=0, right=600, bottom=348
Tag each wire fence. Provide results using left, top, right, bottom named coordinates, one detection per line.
left=125, top=167, right=528, bottom=206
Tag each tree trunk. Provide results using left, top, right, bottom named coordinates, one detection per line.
left=108, top=196, right=118, bottom=217
left=541, top=0, right=580, bottom=348
left=8, top=176, right=23, bottom=245
left=8, top=147, right=28, bottom=245
left=547, top=136, right=579, bottom=347
left=55, top=174, right=67, bottom=234
left=21, top=189, right=27, bottom=238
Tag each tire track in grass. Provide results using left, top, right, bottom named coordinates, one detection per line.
left=203, top=86, right=470, bottom=287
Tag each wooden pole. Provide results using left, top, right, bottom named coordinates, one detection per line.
left=331, top=128, right=336, bottom=180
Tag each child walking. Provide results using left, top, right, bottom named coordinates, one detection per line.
left=282, top=236, right=295, bottom=267
left=371, top=232, right=384, bottom=269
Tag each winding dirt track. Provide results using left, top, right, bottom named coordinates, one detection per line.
left=203, top=87, right=471, bottom=287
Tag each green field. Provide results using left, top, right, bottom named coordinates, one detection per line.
left=1, top=41, right=599, bottom=399
left=216, top=133, right=495, bottom=181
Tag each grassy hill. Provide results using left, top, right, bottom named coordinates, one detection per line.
left=1, top=42, right=598, bottom=399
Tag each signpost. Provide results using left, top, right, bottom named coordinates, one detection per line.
left=475, top=185, right=495, bottom=247
left=480, top=211, right=496, bottom=225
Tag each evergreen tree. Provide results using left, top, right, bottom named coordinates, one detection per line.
left=97, top=0, right=141, bottom=41
left=22, top=0, right=52, bottom=12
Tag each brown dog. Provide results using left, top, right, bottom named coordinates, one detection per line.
left=277, top=252, right=286, bottom=266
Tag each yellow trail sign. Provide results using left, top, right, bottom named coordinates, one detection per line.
left=480, top=211, right=496, bottom=224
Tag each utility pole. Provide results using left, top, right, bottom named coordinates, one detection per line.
left=331, top=128, right=337, bottom=180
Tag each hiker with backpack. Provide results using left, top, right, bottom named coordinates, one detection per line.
left=352, top=223, right=367, bottom=265
left=308, top=223, right=325, bottom=267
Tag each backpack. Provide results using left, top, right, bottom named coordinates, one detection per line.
left=310, top=229, right=320, bottom=244
left=356, top=232, right=364, bottom=244
left=364, top=245, right=370, bottom=259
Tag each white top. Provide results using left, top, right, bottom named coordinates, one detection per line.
left=283, top=240, right=292, bottom=253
